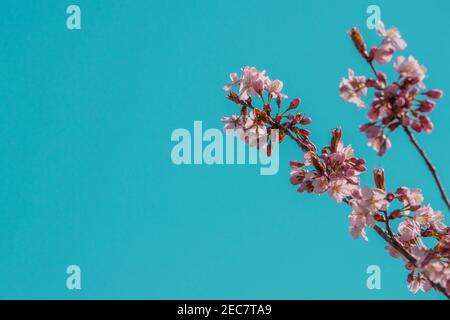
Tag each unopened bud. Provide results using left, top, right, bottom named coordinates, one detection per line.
left=330, top=128, right=342, bottom=153
left=389, top=210, right=402, bottom=219
left=423, top=89, right=443, bottom=99
left=349, top=27, right=368, bottom=59
left=373, top=168, right=385, bottom=190
left=386, top=192, right=395, bottom=202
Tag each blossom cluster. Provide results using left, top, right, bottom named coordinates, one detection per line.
left=290, top=129, right=365, bottom=203
left=222, top=66, right=315, bottom=154
left=223, top=63, right=449, bottom=297
left=340, top=21, right=444, bottom=156
left=381, top=186, right=449, bottom=294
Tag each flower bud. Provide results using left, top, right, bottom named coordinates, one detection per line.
left=395, top=97, right=406, bottom=107
left=300, top=117, right=312, bottom=125
left=330, top=128, right=342, bottom=153
left=288, top=98, right=301, bottom=111
left=386, top=192, right=395, bottom=202
left=417, top=100, right=436, bottom=113
left=373, top=168, right=385, bottom=190
left=377, top=71, right=387, bottom=84
left=389, top=210, right=402, bottom=219
left=349, top=27, right=368, bottom=59
left=421, top=229, right=433, bottom=237
left=423, top=89, right=444, bottom=99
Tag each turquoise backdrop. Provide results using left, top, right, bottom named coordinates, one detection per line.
left=0, top=0, right=448, bottom=299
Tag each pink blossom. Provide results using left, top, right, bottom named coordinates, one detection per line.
left=408, top=274, right=432, bottom=294
left=374, top=21, right=407, bottom=64
left=339, top=69, right=367, bottom=108
left=424, top=260, right=450, bottom=290
left=360, top=124, right=392, bottom=156
left=396, top=187, right=424, bottom=211
left=398, top=219, right=421, bottom=242
left=348, top=199, right=376, bottom=241
left=239, top=111, right=268, bottom=149
left=394, top=56, right=427, bottom=88
left=328, top=178, right=359, bottom=203
left=312, top=176, right=329, bottom=194
left=264, top=79, right=287, bottom=100
left=224, top=66, right=268, bottom=101
left=223, top=72, right=240, bottom=91
left=360, top=187, right=389, bottom=212
left=374, top=45, right=395, bottom=65
left=349, top=213, right=369, bottom=241
left=221, top=115, right=241, bottom=131
left=415, top=205, right=443, bottom=227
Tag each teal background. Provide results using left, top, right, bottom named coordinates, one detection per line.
left=0, top=0, right=448, bottom=299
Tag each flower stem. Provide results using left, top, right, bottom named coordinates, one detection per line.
left=402, top=125, right=450, bottom=212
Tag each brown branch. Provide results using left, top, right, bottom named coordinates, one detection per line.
left=373, top=225, right=450, bottom=299
left=402, top=125, right=450, bottom=212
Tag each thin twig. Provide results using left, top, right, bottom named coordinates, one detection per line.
left=402, top=125, right=450, bottom=211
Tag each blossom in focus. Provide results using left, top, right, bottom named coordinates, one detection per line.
left=328, top=178, right=359, bottom=203
left=360, top=187, right=389, bottom=212
left=223, top=67, right=315, bottom=153
left=224, top=66, right=268, bottom=101
left=290, top=129, right=366, bottom=203
left=339, top=69, right=367, bottom=108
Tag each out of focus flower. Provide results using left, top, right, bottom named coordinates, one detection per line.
left=339, top=69, right=367, bottom=108
left=264, top=79, right=287, bottom=100
left=374, top=21, right=407, bottom=64
left=394, top=56, right=427, bottom=88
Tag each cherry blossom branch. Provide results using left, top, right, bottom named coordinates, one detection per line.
left=222, top=65, right=450, bottom=298
left=402, top=125, right=450, bottom=211
left=366, top=48, right=450, bottom=213
left=344, top=198, right=450, bottom=298
left=344, top=24, right=449, bottom=212
left=373, top=226, right=449, bottom=298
